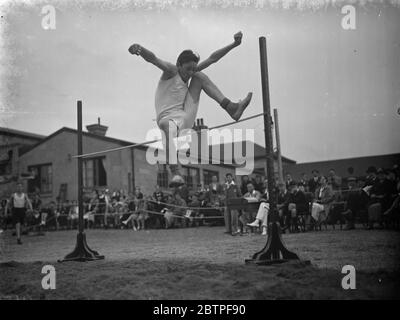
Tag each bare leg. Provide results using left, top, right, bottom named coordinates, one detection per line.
left=158, top=118, right=184, bottom=187
left=16, top=222, right=21, bottom=242
left=186, top=72, right=252, bottom=125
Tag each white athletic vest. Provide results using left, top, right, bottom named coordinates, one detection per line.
left=155, top=73, right=188, bottom=123
left=13, top=193, right=26, bottom=208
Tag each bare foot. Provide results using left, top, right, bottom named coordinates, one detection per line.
left=226, top=92, right=253, bottom=121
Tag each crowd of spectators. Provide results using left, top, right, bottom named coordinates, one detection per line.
left=0, top=164, right=399, bottom=237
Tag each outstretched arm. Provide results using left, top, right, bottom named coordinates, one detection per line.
left=128, top=44, right=176, bottom=77
left=196, top=31, right=243, bottom=72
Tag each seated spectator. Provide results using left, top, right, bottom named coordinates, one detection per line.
left=84, top=193, right=98, bottom=228
left=367, top=168, right=392, bottom=229
left=364, top=166, right=378, bottom=188
left=153, top=185, right=164, bottom=203
left=252, top=175, right=264, bottom=193
left=311, top=176, right=335, bottom=226
left=386, top=169, right=398, bottom=200
left=173, top=193, right=187, bottom=227
left=286, top=181, right=308, bottom=232
left=240, top=182, right=262, bottom=233
left=276, top=182, right=290, bottom=228
left=240, top=175, right=251, bottom=195
left=341, top=177, right=363, bottom=230
left=285, top=173, right=294, bottom=190
left=56, top=201, right=70, bottom=229
left=41, top=201, right=57, bottom=230
left=163, top=194, right=177, bottom=229
left=308, top=170, right=320, bottom=194
left=299, top=173, right=309, bottom=192
left=68, top=200, right=79, bottom=229
left=122, top=191, right=147, bottom=231
left=261, top=179, right=269, bottom=200
left=206, top=175, right=224, bottom=206
left=383, top=180, right=400, bottom=226
left=149, top=186, right=166, bottom=228
left=328, top=168, right=342, bottom=191
left=246, top=185, right=269, bottom=236
left=185, top=192, right=202, bottom=227
left=27, top=193, right=44, bottom=234
left=0, top=199, right=14, bottom=232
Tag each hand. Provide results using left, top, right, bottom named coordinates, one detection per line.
left=128, top=44, right=142, bottom=55
left=234, top=31, right=243, bottom=46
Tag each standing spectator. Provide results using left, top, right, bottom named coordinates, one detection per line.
left=5, top=182, right=33, bottom=244
left=328, top=168, right=342, bottom=191
left=136, top=196, right=149, bottom=231
left=224, top=173, right=242, bottom=235
left=308, top=170, right=320, bottom=194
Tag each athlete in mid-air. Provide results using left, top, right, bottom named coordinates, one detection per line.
left=128, top=31, right=252, bottom=187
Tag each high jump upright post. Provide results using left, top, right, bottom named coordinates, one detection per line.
left=59, top=100, right=104, bottom=262
left=245, top=36, right=299, bottom=264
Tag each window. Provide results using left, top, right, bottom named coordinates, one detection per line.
left=157, top=164, right=169, bottom=188
left=203, top=169, right=219, bottom=186
left=83, top=157, right=107, bottom=188
left=28, top=163, right=53, bottom=194
left=182, top=166, right=200, bottom=189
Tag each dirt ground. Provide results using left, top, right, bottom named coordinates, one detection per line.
left=0, top=226, right=399, bottom=300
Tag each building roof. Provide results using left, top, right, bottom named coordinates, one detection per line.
left=0, top=127, right=46, bottom=141
left=209, top=140, right=296, bottom=164
left=294, top=153, right=400, bottom=165
left=19, top=127, right=148, bottom=156
left=15, top=126, right=297, bottom=166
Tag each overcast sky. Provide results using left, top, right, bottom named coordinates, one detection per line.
left=1, top=0, right=399, bottom=163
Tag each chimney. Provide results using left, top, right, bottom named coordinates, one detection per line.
left=86, top=117, right=108, bottom=136
left=192, top=118, right=208, bottom=132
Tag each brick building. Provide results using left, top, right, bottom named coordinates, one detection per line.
left=1, top=119, right=295, bottom=203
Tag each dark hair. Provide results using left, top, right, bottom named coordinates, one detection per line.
left=347, top=167, right=354, bottom=174
left=177, top=50, right=200, bottom=66
left=247, top=182, right=254, bottom=187
left=226, top=173, right=233, bottom=178
left=289, top=181, right=297, bottom=187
